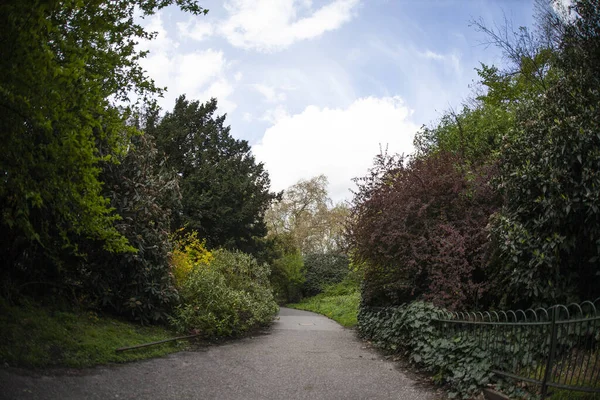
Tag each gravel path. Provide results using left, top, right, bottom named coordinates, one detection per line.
left=0, top=307, right=440, bottom=400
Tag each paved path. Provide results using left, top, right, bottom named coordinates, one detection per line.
left=0, top=308, right=439, bottom=400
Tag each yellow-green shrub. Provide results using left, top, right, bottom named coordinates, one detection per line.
left=170, top=231, right=213, bottom=287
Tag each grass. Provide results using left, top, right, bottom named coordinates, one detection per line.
left=287, top=278, right=360, bottom=327
left=0, top=298, right=188, bottom=368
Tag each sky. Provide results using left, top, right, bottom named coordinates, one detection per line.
left=136, top=0, right=536, bottom=202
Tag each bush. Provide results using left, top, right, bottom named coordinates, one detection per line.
left=270, top=250, right=305, bottom=304
left=350, top=151, right=500, bottom=309
left=302, top=253, right=349, bottom=297
left=170, top=231, right=213, bottom=288
left=358, top=301, right=492, bottom=399
left=171, top=249, right=278, bottom=338
left=81, top=134, right=181, bottom=324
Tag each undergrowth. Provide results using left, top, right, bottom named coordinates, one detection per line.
left=0, top=298, right=186, bottom=368
left=358, top=301, right=492, bottom=399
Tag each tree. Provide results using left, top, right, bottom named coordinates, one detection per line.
left=491, top=0, right=600, bottom=306
left=414, top=57, right=555, bottom=165
left=265, top=175, right=349, bottom=255
left=253, top=232, right=304, bottom=303
left=151, top=96, right=277, bottom=253
left=414, top=102, right=510, bottom=164
left=0, top=0, right=205, bottom=292
left=302, top=253, right=349, bottom=297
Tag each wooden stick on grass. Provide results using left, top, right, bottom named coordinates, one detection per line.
left=116, top=333, right=200, bottom=352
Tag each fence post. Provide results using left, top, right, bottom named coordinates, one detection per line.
left=541, top=307, right=558, bottom=398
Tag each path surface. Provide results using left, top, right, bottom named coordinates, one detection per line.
left=0, top=308, right=439, bottom=400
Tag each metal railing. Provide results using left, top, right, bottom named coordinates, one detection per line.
left=435, top=298, right=600, bottom=397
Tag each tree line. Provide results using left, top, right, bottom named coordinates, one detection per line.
left=0, top=0, right=351, bottom=330
left=0, top=0, right=280, bottom=327
left=349, top=0, right=600, bottom=311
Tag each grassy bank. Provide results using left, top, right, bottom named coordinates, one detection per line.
left=0, top=298, right=187, bottom=368
left=288, top=279, right=360, bottom=327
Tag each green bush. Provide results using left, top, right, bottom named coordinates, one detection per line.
left=170, top=249, right=278, bottom=338
left=358, top=301, right=492, bottom=399
left=302, top=253, right=349, bottom=297
left=270, top=250, right=305, bottom=303
left=82, top=134, right=180, bottom=324
left=490, top=0, right=600, bottom=306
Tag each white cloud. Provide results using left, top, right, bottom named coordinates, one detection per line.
left=253, top=97, right=419, bottom=202
left=177, top=18, right=214, bottom=41
left=421, top=50, right=444, bottom=61
left=141, top=48, right=231, bottom=111
left=260, top=105, right=290, bottom=124
left=552, top=0, right=572, bottom=13
left=137, top=13, right=236, bottom=113
left=219, top=0, right=360, bottom=52
left=552, top=0, right=576, bottom=21
left=197, top=78, right=237, bottom=114
left=369, top=39, right=472, bottom=125
left=176, top=50, right=226, bottom=92
left=138, top=13, right=179, bottom=54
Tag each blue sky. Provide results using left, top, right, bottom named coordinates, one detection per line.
left=137, top=0, right=536, bottom=201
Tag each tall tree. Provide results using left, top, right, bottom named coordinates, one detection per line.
left=265, top=175, right=349, bottom=255
left=0, top=0, right=205, bottom=288
left=151, top=95, right=277, bottom=253
left=491, top=0, right=600, bottom=306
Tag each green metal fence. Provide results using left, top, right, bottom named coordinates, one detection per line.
left=435, top=298, right=600, bottom=397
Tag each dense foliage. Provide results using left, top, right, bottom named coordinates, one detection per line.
left=1, top=0, right=283, bottom=340
left=350, top=151, right=500, bottom=309
left=358, top=302, right=492, bottom=399
left=349, top=2, right=600, bottom=397
left=150, top=96, right=277, bottom=254
left=352, top=0, right=600, bottom=312
left=262, top=233, right=305, bottom=303
left=81, top=133, right=181, bottom=323
left=0, top=0, right=204, bottom=294
left=302, top=253, right=349, bottom=297
left=491, top=0, right=600, bottom=306
left=171, top=249, right=278, bottom=338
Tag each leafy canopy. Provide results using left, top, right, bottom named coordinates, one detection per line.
left=0, top=0, right=205, bottom=279
left=151, top=96, right=277, bottom=254
left=265, top=175, right=349, bottom=255
left=491, top=0, right=600, bottom=306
